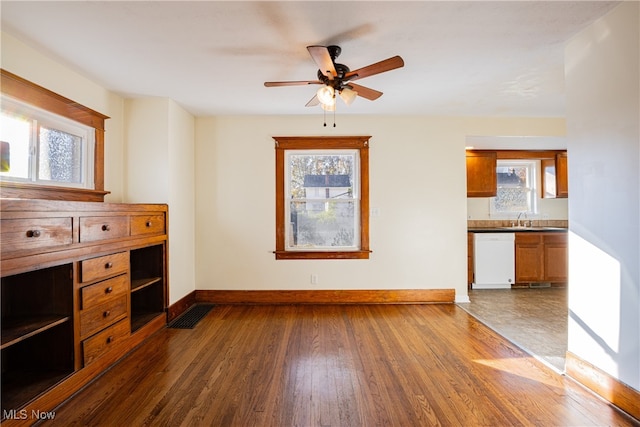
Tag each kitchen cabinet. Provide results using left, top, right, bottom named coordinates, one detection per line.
left=466, top=150, right=497, bottom=197
left=515, top=232, right=567, bottom=285
left=1, top=199, right=168, bottom=422
left=555, top=152, right=569, bottom=197
left=542, top=152, right=568, bottom=198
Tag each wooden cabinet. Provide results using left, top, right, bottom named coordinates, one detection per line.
left=466, top=151, right=497, bottom=197
left=542, top=152, right=568, bottom=198
left=555, top=152, right=568, bottom=198
left=515, top=232, right=567, bottom=285
left=543, top=233, right=568, bottom=282
left=515, top=234, right=544, bottom=283
left=0, top=200, right=168, bottom=421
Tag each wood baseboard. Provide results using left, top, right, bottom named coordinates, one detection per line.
left=167, top=291, right=197, bottom=322
left=194, top=289, right=455, bottom=305
left=565, top=351, right=640, bottom=421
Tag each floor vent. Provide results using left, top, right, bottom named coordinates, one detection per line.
left=529, top=282, right=551, bottom=288
left=168, top=304, right=214, bottom=329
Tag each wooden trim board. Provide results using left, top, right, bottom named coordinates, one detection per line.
left=167, top=291, right=197, bottom=322
left=565, top=351, right=640, bottom=421
left=194, top=289, right=455, bottom=305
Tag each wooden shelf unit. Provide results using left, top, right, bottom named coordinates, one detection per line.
left=0, top=200, right=168, bottom=423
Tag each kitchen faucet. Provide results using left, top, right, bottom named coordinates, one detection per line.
left=516, top=211, right=528, bottom=227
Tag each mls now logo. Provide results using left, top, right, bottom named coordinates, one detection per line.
left=3, top=409, right=56, bottom=420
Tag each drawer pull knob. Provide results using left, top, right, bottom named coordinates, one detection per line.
left=103, top=310, right=111, bottom=318
left=105, top=262, right=113, bottom=269
left=26, top=230, right=41, bottom=238
left=102, top=224, right=111, bottom=231
left=146, top=221, right=152, bottom=227
left=106, top=336, right=114, bottom=344
left=105, top=287, right=113, bottom=294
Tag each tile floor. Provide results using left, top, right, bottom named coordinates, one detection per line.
left=457, top=287, right=568, bottom=372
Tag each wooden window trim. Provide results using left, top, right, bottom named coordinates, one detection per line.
left=273, top=136, right=371, bottom=260
left=0, top=69, right=110, bottom=202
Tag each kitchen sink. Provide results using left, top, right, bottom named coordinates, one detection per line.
left=498, top=226, right=567, bottom=231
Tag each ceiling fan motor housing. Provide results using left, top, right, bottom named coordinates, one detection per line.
left=317, top=63, right=351, bottom=89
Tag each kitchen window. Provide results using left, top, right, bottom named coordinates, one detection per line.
left=273, top=136, right=370, bottom=260
left=490, top=160, right=538, bottom=217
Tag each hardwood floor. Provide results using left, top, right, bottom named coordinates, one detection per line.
left=48, top=304, right=638, bottom=426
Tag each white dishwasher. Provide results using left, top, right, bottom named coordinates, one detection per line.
left=473, top=233, right=515, bottom=289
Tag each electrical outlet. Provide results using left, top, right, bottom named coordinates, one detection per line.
left=310, top=274, right=318, bottom=285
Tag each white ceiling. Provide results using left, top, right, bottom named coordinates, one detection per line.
left=1, top=1, right=619, bottom=117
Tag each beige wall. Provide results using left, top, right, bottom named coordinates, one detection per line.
left=125, top=98, right=196, bottom=305
left=194, top=115, right=564, bottom=302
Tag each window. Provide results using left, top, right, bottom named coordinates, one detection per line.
left=0, top=69, right=108, bottom=202
left=1, top=97, right=94, bottom=188
left=274, top=136, right=370, bottom=260
left=490, top=160, right=537, bottom=216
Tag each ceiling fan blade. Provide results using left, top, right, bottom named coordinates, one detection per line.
left=347, top=83, right=383, bottom=101
left=307, top=45, right=337, bottom=78
left=264, top=80, right=322, bottom=87
left=305, top=95, right=320, bottom=107
left=345, top=55, right=404, bottom=81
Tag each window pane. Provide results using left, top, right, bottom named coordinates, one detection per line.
left=289, top=153, right=355, bottom=199
left=0, top=112, right=31, bottom=178
left=492, top=162, right=536, bottom=214
left=286, top=151, right=359, bottom=250
left=289, top=200, right=357, bottom=248
left=493, top=187, right=531, bottom=212
left=38, top=126, right=83, bottom=183
left=497, top=165, right=527, bottom=186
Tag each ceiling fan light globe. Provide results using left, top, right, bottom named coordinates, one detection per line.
left=339, top=88, right=358, bottom=106
left=316, top=86, right=335, bottom=105
left=321, top=102, right=336, bottom=111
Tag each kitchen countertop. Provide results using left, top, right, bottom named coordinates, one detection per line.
left=468, top=226, right=568, bottom=233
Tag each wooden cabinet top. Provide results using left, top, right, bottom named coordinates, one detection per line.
left=1, top=199, right=168, bottom=277
left=0, top=199, right=167, bottom=213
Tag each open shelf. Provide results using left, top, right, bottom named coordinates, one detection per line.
left=131, top=311, right=165, bottom=333
left=1, top=315, right=71, bottom=350
left=131, top=276, right=162, bottom=293
left=1, top=369, right=71, bottom=414
left=130, top=245, right=166, bottom=333
left=1, top=264, right=74, bottom=411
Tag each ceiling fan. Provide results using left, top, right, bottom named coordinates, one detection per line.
left=264, top=45, right=404, bottom=110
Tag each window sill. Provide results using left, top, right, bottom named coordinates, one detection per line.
left=274, top=250, right=371, bottom=260
left=0, top=182, right=109, bottom=202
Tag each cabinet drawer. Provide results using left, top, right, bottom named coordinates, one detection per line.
left=80, top=295, right=128, bottom=338
left=82, top=319, right=130, bottom=366
left=515, top=233, right=542, bottom=245
left=0, top=217, right=73, bottom=255
left=130, top=215, right=165, bottom=236
left=81, top=274, right=129, bottom=309
left=81, top=252, right=130, bottom=283
left=79, top=216, right=129, bottom=243
left=543, top=233, right=567, bottom=245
